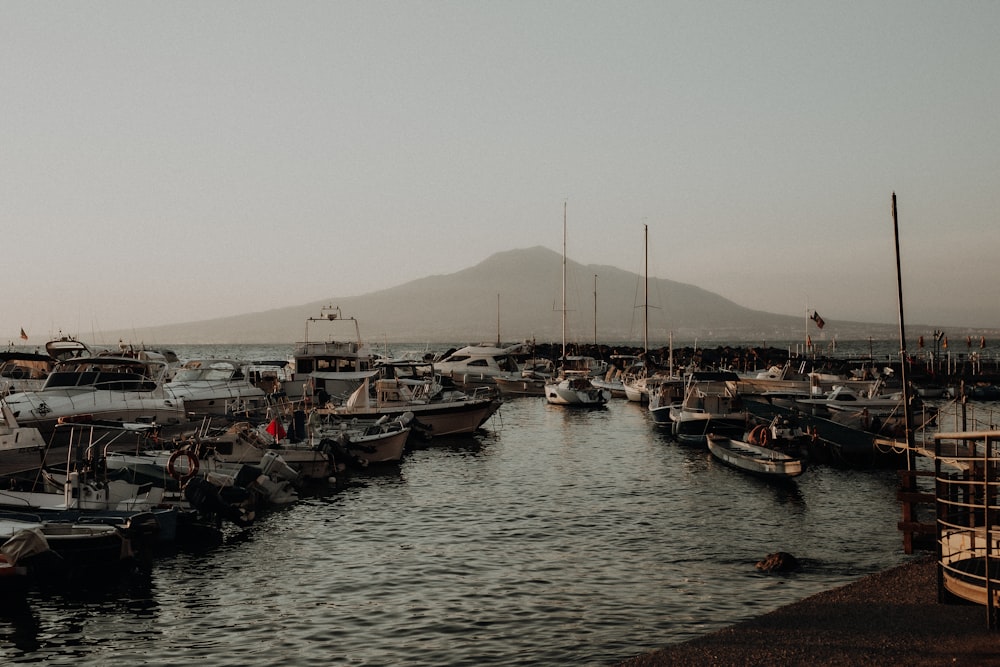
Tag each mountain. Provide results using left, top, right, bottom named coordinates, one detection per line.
left=98, top=246, right=895, bottom=346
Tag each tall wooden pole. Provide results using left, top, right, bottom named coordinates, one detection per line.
left=892, top=192, right=914, bottom=468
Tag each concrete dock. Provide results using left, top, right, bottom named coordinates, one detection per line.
left=619, top=555, right=1000, bottom=666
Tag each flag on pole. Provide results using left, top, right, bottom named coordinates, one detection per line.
left=19, top=328, right=27, bottom=341
left=810, top=311, right=825, bottom=329
left=265, top=419, right=286, bottom=440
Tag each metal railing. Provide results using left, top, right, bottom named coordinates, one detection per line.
left=933, top=430, right=1000, bottom=629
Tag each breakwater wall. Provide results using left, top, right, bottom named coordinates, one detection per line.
left=526, top=342, right=1000, bottom=387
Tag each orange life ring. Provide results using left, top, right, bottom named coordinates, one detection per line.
left=758, top=427, right=771, bottom=446
left=167, top=449, right=199, bottom=482
left=748, top=425, right=766, bottom=445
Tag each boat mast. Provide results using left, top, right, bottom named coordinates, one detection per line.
left=892, top=192, right=914, bottom=466
left=496, top=293, right=501, bottom=347
left=593, top=274, right=598, bottom=346
left=644, top=223, right=649, bottom=354
left=561, top=201, right=567, bottom=361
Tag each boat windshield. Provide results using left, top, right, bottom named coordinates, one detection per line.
left=172, top=367, right=238, bottom=382
left=44, top=370, right=157, bottom=391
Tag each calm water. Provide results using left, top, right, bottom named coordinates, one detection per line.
left=0, top=343, right=922, bottom=666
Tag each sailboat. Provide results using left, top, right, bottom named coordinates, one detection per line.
left=544, top=203, right=611, bottom=407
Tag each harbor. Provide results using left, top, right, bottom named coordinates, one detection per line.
left=3, top=337, right=999, bottom=664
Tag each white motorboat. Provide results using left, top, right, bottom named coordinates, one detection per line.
left=311, top=412, right=414, bottom=465
left=2, top=350, right=189, bottom=440
left=793, top=380, right=908, bottom=417
left=164, top=358, right=268, bottom=416
left=736, top=360, right=879, bottom=397
left=434, top=342, right=527, bottom=390
left=544, top=374, right=611, bottom=406
left=284, top=307, right=381, bottom=405
left=320, top=360, right=501, bottom=438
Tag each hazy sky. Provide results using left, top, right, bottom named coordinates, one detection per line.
left=3, top=1, right=998, bottom=343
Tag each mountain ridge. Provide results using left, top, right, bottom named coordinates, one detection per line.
left=96, top=246, right=900, bottom=346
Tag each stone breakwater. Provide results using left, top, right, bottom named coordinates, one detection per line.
left=527, top=342, right=1000, bottom=386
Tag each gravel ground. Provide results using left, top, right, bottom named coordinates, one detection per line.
left=618, top=556, right=1000, bottom=666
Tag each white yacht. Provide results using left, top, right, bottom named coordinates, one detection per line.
left=2, top=349, right=188, bottom=439
left=434, top=342, right=528, bottom=390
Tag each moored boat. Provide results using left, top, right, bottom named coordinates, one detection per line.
left=668, top=372, right=748, bottom=444
left=544, top=374, right=610, bottom=406
left=434, top=342, right=527, bottom=391
left=284, top=307, right=381, bottom=405
left=2, top=350, right=189, bottom=441
left=319, top=360, right=501, bottom=438
left=706, top=432, right=806, bottom=479
left=164, top=358, right=269, bottom=417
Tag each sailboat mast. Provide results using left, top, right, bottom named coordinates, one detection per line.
left=496, top=293, right=501, bottom=347
left=593, top=274, right=598, bottom=346
left=562, top=201, right=567, bottom=360
left=892, top=192, right=914, bottom=463
left=644, top=224, right=649, bottom=354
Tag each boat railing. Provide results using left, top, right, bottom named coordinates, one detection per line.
left=932, top=430, right=1000, bottom=626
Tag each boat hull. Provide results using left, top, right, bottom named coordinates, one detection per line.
left=324, top=398, right=501, bottom=438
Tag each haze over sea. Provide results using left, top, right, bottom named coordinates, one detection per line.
left=0, top=341, right=969, bottom=666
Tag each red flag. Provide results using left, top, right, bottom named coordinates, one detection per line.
left=19, top=328, right=27, bottom=341
left=806, top=335, right=812, bottom=348
left=810, top=311, right=825, bottom=329
left=981, top=336, right=986, bottom=349
left=265, top=419, right=286, bottom=439
left=917, top=335, right=924, bottom=348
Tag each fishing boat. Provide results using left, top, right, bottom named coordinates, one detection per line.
left=646, top=376, right=685, bottom=427
left=706, top=431, right=806, bottom=479
left=668, top=372, right=747, bottom=444
left=284, top=307, right=381, bottom=405
left=0, top=511, right=136, bottom=577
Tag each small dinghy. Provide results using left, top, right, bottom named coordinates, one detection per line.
left=706, top=426, right=807, bottom=480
